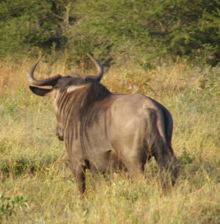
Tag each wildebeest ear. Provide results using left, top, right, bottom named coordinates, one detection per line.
left=29, top=86, right=53, bottom=96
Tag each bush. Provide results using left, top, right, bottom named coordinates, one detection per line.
left=0, top=0, right=219, bottom=64
left=0, top=194, right=27, bottom=221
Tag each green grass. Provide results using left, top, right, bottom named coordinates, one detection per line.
left=0, top=58, right=219, bottom=223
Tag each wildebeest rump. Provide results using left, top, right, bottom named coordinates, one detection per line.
left=27, top=54, right=179, bottom=193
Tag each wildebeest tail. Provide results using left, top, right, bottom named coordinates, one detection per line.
left=146, top=108, right=179, bottom=186
left=145, top=108, right=175, bottom=166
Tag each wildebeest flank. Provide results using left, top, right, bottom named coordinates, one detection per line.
left=27, top=54, right=179, bottom=193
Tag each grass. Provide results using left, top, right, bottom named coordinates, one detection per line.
left=0, top=57, right=219, bottom=223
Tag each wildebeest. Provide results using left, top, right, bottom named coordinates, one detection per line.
left=27, top=54, right=178, bottom=193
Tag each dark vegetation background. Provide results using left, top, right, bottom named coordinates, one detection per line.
left=0, top=0, right=219, bottom=66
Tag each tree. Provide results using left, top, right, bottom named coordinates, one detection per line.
left=0, top=0, right=219, bottom=65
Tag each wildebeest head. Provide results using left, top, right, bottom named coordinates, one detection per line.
left=28, top=54, right=106, bottom=141
left=28, top=54, right=104, bottom=97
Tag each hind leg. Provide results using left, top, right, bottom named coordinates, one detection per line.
left=127, top=163, right=145, bottom=180
left=153, top=145, right=178, bottom=188
left=121, top=149, right=146, bottom=180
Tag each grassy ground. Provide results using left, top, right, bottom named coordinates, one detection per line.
left=0, top=58, right=219, bottom=223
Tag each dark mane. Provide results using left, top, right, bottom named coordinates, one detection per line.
left=80, top=81, right=111, bottom=113
left=57, top=81, right=112, bottom=145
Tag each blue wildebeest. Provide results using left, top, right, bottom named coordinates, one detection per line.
left=27, top=54, right=178, bottom=193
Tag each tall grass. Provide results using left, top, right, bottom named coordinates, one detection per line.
left=0, top=57, right=219, bottom=223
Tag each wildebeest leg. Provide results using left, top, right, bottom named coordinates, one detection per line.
left=127, top=164, right=145, bottom=180
left=73, top=167, right=86, bottom=194
left=121, top=152, right=146, bottom=180
left=153, top=144, right=178, bottom=188
left=70, top=163, right=86, bottom=194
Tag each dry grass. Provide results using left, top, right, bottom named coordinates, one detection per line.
left=0, top=57, right=219, bottom=223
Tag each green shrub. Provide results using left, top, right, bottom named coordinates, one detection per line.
left=0, top=0, right=219, bottom=65
left=0, top=194, right=28, bottom=222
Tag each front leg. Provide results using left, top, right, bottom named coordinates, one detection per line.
left=70, top=161, right=86, bottom=194
left=67, top=142, right=86, bottom=193
left=74, top=167, right=86, bottom=194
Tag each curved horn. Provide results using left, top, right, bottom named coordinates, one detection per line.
left=87, top=53, right=104, bottom=82
left=27, top=58, right=61, bottom=86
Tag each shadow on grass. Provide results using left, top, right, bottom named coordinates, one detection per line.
left=0, top=154, right=66, bottom=179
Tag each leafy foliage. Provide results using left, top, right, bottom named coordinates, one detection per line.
left=0, top=0, right=219, bottom=63
left=0, top=194, right=27, bottom=222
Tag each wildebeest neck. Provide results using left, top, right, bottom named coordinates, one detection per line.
left=57, top=82, right=111, bottom=126
left=80, top=82, right=111, bottom=113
